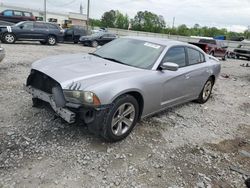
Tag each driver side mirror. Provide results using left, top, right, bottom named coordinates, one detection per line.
left=160, top=62, right=179, bottom=71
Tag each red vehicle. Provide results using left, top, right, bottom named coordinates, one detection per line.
left=190, top=39, right=228, bottom=60
left=0, top=9, right=36, bottom=24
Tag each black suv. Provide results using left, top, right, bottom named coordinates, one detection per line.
left=0, top=21, right=64, bottom=45
left=0, top=9, right=36, bottom=23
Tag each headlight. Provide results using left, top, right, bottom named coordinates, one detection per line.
left=63, top=90, right=101, bottom=106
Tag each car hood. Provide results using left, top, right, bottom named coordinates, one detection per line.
left=32, top=53, right=143, bottom=90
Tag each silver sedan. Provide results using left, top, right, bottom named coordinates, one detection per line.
left=25, top=36, right=221, bottom=142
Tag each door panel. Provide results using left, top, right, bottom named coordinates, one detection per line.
left=33, top=23, right=48, bottom=40
left=161, top=67, right=194, bottom=107
left=16, top=22, right=35, bottom=39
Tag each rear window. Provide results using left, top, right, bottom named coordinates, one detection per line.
left=24, top=12, right=32, bottom=17
left=199, top=39, right=216, bottom=45
left=3, top=10, right=13, bottom=16
left=13, top=11, right=23, bottom=16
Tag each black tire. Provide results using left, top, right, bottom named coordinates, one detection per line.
left=196, top=78, right=214, bottom=104
left=91, top=40, right=98, bottom=48
left=3, top=33, right=16, bottom=44
left=47, top=35, right=57, bottom=45
left=74, top=41, right=78, bottom=44
left=236, top=55, right=239, bottom=59
left=101, top=95, right=139, bottom=142
left=32, top=98, right=43, bottom=107
left=222, top=55, right=226, bottom=61
left=40, top=41, right=47, bottom=45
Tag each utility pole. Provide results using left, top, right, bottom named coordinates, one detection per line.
left=86, top=0, right=90, bottom=32
left=44, top=0, right=47, bottom=22
left=172, top=17, right=175, bottom=29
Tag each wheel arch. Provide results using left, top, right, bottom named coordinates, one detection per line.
left=111, top=90, right=144, bottom=120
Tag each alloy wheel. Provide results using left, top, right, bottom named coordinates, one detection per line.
left=202, top=81, right=212, bottom=101
left=5, top=34, right=15, bottom=43
left=111, top=103, right=135, bottom=136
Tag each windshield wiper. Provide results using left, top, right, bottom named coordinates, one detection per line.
left=88, top=52, right=103, bottom=58
left=89, top=53, right=127, bottom=65
left=102, top=57, right=127, bottom=65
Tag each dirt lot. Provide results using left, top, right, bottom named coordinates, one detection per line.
left=0, top=42, right=249, bottom=188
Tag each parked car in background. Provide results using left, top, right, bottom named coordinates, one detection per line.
left=190, top=39, right=228, bottom=60
left=234, top=44, right=250, bottom=60
left=63, top=25, right=87, bottom=43
left=230, top=36, right=244, bottom=41
left=0, top=21, right=64, bottom=45
left=0, top=9, right=36, bottom=23
left=24, top=36, right=221, bottom=142
left=0, top=45, right=5, bottom=62
left=79, top=32, right=117, bottom=47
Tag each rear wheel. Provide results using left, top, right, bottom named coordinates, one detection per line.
left=196, top=78, right=214, bottom=104
left=3, top=33, right=16, bottom=44
left=47, top=35, right=57, bottom=45
left=101, top=95, right=139, bottom=142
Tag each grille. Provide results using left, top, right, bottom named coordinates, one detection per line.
left=27, top=70, right=59, bottom=94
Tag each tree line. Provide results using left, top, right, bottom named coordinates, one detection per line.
left=90, top=10, right=250, bottom=40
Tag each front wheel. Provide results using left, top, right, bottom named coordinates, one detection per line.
left=101, top=95, right=139, bottom=142
left=196, top=78, right=214, bottom=104
left=3, top=33, right=16, bottom=44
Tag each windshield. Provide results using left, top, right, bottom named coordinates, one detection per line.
left=93, top=38, right=164, bottom=69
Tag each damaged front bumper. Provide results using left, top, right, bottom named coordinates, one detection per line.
left=24, top=85, right=76, bottom=123
left=24, top=85, right=110, bottom=133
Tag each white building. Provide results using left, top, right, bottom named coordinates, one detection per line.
left=0, top=3, right=87, bottom=27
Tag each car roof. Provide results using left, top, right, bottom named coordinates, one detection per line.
left=3, top=9, right=32, bottom=13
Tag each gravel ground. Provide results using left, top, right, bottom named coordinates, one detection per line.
left=0, top=42, right=249, bottom=188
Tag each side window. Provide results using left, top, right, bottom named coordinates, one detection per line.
left=162, top=47, right=186, bottom=67
left=187, top=48, right=204, bottom=65
left=14, top=11, right=23, bottom=16
left=22, top=22, right=33, bottom=29
left=34, top=23, right=48, bottom=29
left=24, top=12, right=32, bottom=17
left=3, top=10, right=13, bottom=16
left=48, top=24, right=59, bottom=30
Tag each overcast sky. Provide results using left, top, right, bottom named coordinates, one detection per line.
left=1, top=0, right=250, bottom=32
